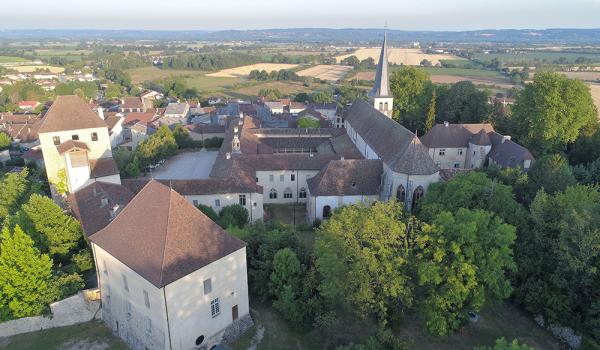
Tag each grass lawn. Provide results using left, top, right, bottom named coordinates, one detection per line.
left=125, top=66, right=242, bottom=94
left=231, top=301, right=564, bottom=350
left=0, top=56, right=30, bottom=63
left=0, top=320, right=129, bottom=350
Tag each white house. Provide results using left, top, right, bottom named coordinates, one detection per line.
left=90, top=180, right=252, bottom=350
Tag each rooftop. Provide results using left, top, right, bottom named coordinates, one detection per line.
left=39, top=95, right=107, bottom=134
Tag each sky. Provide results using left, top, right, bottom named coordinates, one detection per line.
left=1, top=0, right=599, bottom=31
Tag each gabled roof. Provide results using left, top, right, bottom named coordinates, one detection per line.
left=307, top=159, right=382, bottom=196
left=369, top=32, right=391, bottom=98
left=89, top=180, right=246, bottom=288
left=89, top=158, right=120, bottom=178
left=420, top=123, right=495, bottom=148
left=343, top=99, right=438, bottom=175
left=120, top=97, right=144, bottom=110
left=56, top=140, right=90, bottom=154
left=470, top=128, right=492, bottom=146
left=39, top=95, right=107, bottom=134
left=488, top=133, right=535, bottom=169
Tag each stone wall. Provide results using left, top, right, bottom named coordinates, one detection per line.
left=535, top=315, right=582, bottom=349
left=0, top=289, right=101, bottom=338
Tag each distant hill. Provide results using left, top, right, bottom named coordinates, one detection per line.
left=1, top=28, right=600, bottom=44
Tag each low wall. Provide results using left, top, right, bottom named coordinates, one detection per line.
left=0, top=289, right=101, bottom=338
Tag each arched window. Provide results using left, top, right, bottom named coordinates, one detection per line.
left=379, top=102, right=383, bottom=110
left=396, top=185, right=406, bottom=202
left=298, top=187, right=307, bottom=198
left=269, top=188, right=278, bottom=199
left=284, top=188, right=293, bottom=199
left=323, top=205, right=332, bottom=218
left=412, top=186, right=424, bottom=209
left=384, top=102, right=389, bottom=111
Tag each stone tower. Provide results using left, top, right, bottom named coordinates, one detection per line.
left=369, top=32, right=394, bottom=118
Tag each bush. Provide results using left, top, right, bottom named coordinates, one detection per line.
left=196, top=204, right=220, bottom=223
left=311, top=218, right=322, bottom=229
left=218, top=204, right=249, bottom=229
left=72, top=249, right=94, bottom=273
left=203, top=137, right=224, bottom=149
left=51, top=273, right=85, bottom=299
left=336, top=328, right=408, bottom=350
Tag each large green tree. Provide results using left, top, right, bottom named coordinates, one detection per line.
left=416, top=209, right=516, bottom=336
left=389, top=66, right=433, bottom=133
left=315, top=201, right=413, bottom=324
left=436, top=81, right=491, bottom=124
left=0, top=168, right=33, bottom=221
left=474, top=338, right=534, bottom=350
left=270, top=248, right=302, bottom=324
left=0, top=225, right=53, bottom=319
left=512, top=71, right=598, bottom=155
left=527, top=154, right=576, bottom=197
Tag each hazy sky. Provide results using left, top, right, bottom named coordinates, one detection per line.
left=1, top=0, right=599, bottom=30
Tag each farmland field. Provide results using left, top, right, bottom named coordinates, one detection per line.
left=185, top=75, right=242, bottom=93
left=336, top=48, right=464, bottom=66
left=352, top=67, right=511, bottom=87
left=206, top=63, right=299, bottom=78
left=126, top=66, right=203, bottom=83
left=297, top=64, right=353, bottom=81
left=590, top=84, right=600, bottom=119
left=10, top=65, right=64, bottom=73
left=0, top=56, right=30, bottom=63
left=473, top=51, right=600, bottom=64
left=228, top=80, right=322, bottom=99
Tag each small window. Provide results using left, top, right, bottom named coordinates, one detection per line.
left=211, top=298, right=221, bottom=317
left=269, top=175, right=274, bottom=182
left=239, top=195, right=246, bottom=206
left=71, top=134, right=79, bottom=141
left=204, top=278, right=212, bottom=295
left=299, top=188, right=307, bottom=198
left=215, top=199, right=220, bottom=207
left=284, top=188, right=292, bottom=199
left=291, top=174, right=295, bottom=181
left=453, top=162, right=460, bottom=168
left=192, top=199, right=198, bottom=206
left=143, top=290, right=150, bottom=308
left=458, top=149, right=463, bottom=156
left=269, top=189, right=277, bottom=199
left=279, top=174, right=284, bottom=182
left=438, top=149, right=445, bottom=156
left=145, top=317, right=152, bottom=335
left=53, top=136, right=61, bottom=145
left=91, top=132, right=98, bottom=141
left=196, top=335, right=205, bottom=346
left=122, top=274, right=129, bottom=292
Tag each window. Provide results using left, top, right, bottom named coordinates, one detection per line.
left=215, top=199, right=220, bottom=207
left=412, top=186, right=425, bottom=210
left=53, top=136, right=61, bottom=145
left=269, top=189, right=277, bottom=199
left=384, top=102, right=389, bottom=110
left=192, top=200, right=198, bottom=206
left=291, top=174, right=295, bottom=181
left=91, top=132, right=98, bottom=141
left=71, top=134, right=79, bottom=141
left=143, top=290, right=150, bottom=308
left=269, top=175, right=274, bottom=182
left=323, top=205, right=332, bottom=218
left=284, top=188, right=292, bottom=199
left=239, top=195, right=246, bottom=206
left=458, top=149, right=463, bottom=156
left=145, top=317, right=152, bottom=335
left=438, top=149, right=446, bottom=156
left=122, top=274, right=129, bottom=292
left=196, top=336, right=205, bottom=346
left=203, top=278, right=212, bottom=295
left=211, top=298, right=221, bottom=317
left=453, top=162, right=460, bottom=168
left=396, top=185, right=406, bottom=202
left=379, top=102, right=383, bottom=110
left=299, top=188, right=307, bottom=198
left=279, top=174, right=284, bottom=182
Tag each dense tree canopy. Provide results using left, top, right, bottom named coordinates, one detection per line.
left=474, top=338, right=534, bottom=350
left=527, top=154, right=576, bottom=197
left=389, top=66, right=433, bottom=133
left=436, top=81, right=490, bottom=124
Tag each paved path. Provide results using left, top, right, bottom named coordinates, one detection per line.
left=152, top=149, right=218, bottom=180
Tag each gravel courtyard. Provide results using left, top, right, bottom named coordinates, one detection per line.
left=152, top=149, right=218, bottom=180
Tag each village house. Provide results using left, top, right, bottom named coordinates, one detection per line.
left=119, top=97, right=145, bottom=113
left=89, top=180, right=252, bottom=350
left=161, top=102, right=190, bottom=125
left=0, top=112, right=43, bottom=149
left=17, top=100, right=41, bottom=111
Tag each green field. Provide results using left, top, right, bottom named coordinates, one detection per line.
left=473, top=51, right=600, bottom=65
left=0, top=56, right=30, bottom=63
left=421, top=67, right=503, bottom=78
left=0, top=321, right=128, bottom=350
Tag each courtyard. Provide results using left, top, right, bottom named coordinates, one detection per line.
left=151, top=149, right=218, bottom=180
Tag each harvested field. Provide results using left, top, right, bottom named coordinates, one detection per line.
left=336, top=48, right=464, bottom=66
left=229, top=81, right=320, bottom=99
left=206, top=63, right=299, bottom=78
left=352, top=69, right=512, bottom=88
left=8, top=65, right=64, bottom=73
left=590, top=84, right=600, bottom=119
left=297, top=64, right=353, bottom=81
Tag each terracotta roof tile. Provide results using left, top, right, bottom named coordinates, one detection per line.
left=89, top=158, right=120, bottom=178
left=39, top=95, right=107, bottom=133
left=307, top=159, right=382, bottom=196
left=56, top=140, right=90, bottom=154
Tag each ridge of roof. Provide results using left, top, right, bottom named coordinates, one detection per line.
left=39, top=95, right=107, bottom=134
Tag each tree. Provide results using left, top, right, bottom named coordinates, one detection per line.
left=315, top=201, right=413, bottom=324
left=341, top=55, right=360, bottom=68
left=0, top=225, right=53, bottom=319
left=437, top=81, right=490, bottom=124
left=0, top=132, right=11, bottom=150
left=270, top=248, right=302, bottom=323
left=474, top=338, right=534, bottom=350
left=425, top=89, right=436, bottom=132
left=258, top=88, right=282, bottom=100
left=336, top=328, right=408, bottom=350
left=298, top=117, right=320, bottom=128
left=13, top=194, right=83, bottom=259
left=104, top=83, right=122, bottom=100
left=416, top=209, right=516, bottom=336
left=172, top=124, right=197, bottom=149
left=389, top=66, right=433, bottom=132
left=527, top=154, right=576, bottom=197
left=0, top=168, right=31, bottom=221
left=218, top=204, right=249, bottom=229
left=512, top=71, right=598, bottom=155
left=196, top=204, right=220, bottom=223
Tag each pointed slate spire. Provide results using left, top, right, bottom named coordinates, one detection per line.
left=369, top=32, right=390, bottom=98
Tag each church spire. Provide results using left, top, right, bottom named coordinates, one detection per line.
left=370, top=31, right=390, bottom=98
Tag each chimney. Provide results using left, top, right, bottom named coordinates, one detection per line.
left=502, top=135, right=511, bottom=143
left=110, top=204, right=120, bottom=218
left=444, top=121, right=449, bottom=127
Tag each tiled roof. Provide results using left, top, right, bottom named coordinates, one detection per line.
left=488, top=133, right=535, bottom=169
left=470, top=128, right=492, bottom=146
left=344, top=99, right=438, bottom=175
left=122, top=178, right=262, bottom=195
left=307, top=159, right=382, bottom=196
left=89, top=158, right=120, bottom=178
left=420, top=123, right=495, bottom=148
left=56, top=140, right=90, bottom=154
left=67, top=181, right=135, bottom=236
left=165, top=103, right=189, bottom=115
left=89, top=180, right=246, bottom=288
left=120, top=97, right=144, bottom=110
left=38, top=95, right=107, bottom=133
left=369, top=33, right=391, bottom=98
left=123, top=112, right=157, bottom=127
left=104, top=116, right=123, bottom=131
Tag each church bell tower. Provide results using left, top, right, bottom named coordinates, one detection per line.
left=369, top=32, right=394, bottom=118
